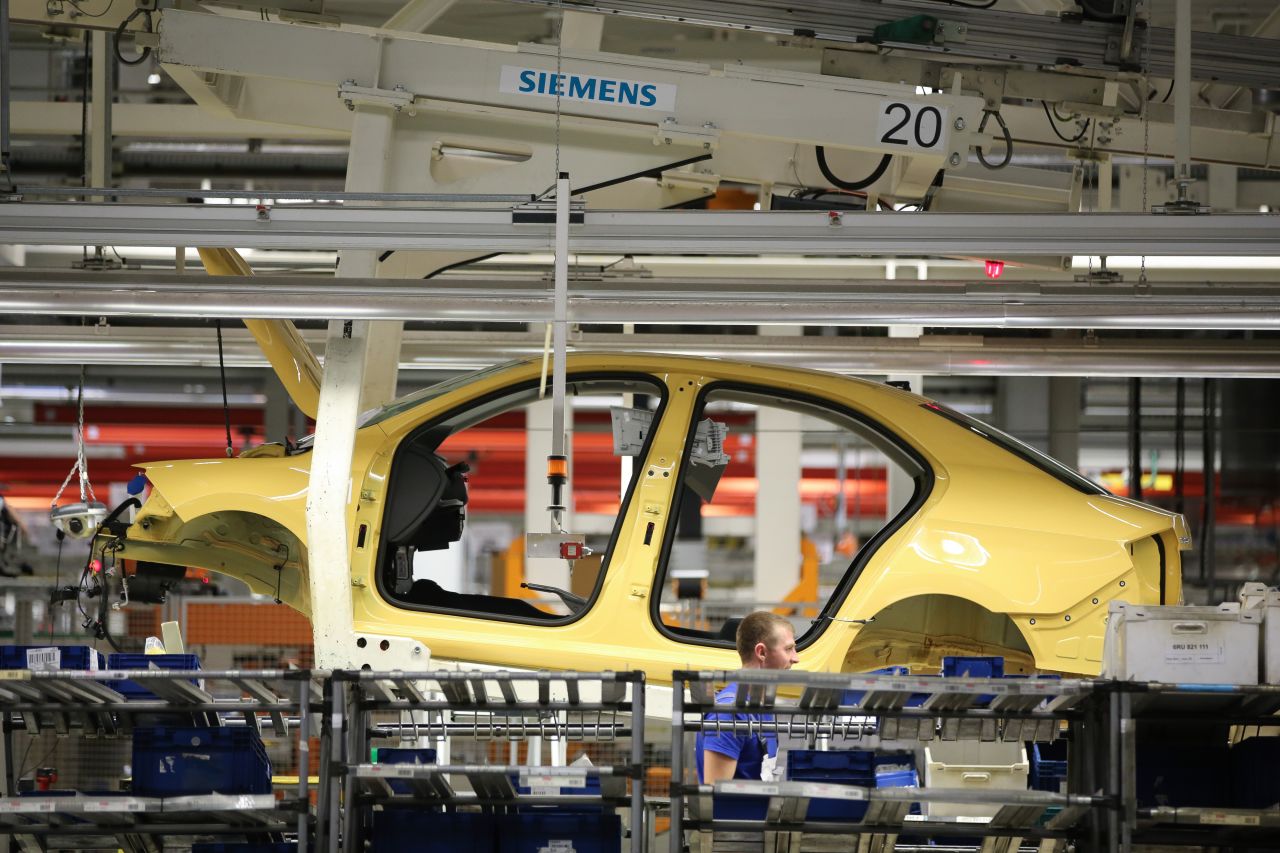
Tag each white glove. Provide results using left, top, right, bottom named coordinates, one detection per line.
left=760, top=753, right=779, bottom=782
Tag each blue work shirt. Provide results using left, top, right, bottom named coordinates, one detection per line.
left=696, top=683, right=777, bottom=782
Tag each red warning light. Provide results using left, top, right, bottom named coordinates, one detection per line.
left=90, top=559, right=102, bottom=574
left=984, top=259, right=1005, bottom=279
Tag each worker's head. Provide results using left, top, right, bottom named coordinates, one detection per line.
left=735, top=612, right=799, bottom=670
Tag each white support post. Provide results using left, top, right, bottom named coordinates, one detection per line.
left=753, top=325, right=802, bottom=606
left=886, top=263, right=924, bottom=521
left=305, top=104, right=398, bottom=668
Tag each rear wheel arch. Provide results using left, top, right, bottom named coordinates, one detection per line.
left=840, top=593, right=1036, bottom=674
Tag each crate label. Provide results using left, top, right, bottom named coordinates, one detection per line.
left=22, top=800, right=57, bottom=813
left=1199, top=811, right=1260, bottom=826
left=0, top=799, right=21, bottom=813
left=26, top=648, right=61, bottom=672
left=797, top=782, right=865, bottom=801
left=371, top=765, right=420, bottom=778
left=1165, top=640, right=1224, bottom=664
left=720, top=781, right=778, bottom=796
left=85, top=798, right=145, bottom=813
left=529, top=785, right=563, bottom=796
left=957, top=815, right=991, bottom=824
left=539, top=842, right=577, bottom=853
left=520, top=771, right=586, bottom=789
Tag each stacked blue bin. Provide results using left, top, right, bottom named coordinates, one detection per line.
left=497, top=813, right=621, bottom=853
left=0, top=645, right=105, bottom=671
left=1029, top=742, right=1068, bottom=793
left=107, top=652, right=202, bottom=700
left=1229, top=736, right=1280, bottom=809
left=371, top=810, right=495, bottom=853
left=375, top=747, right=438, bottom=796
left=131, top=726, right=271, bottom=797
left=785, top=749, right=875, bottom=821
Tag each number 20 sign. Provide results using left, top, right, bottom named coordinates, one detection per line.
left=875, top=99, right=950, bottom=152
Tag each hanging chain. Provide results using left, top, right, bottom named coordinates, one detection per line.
left=51, top=365, right=96, bottom=508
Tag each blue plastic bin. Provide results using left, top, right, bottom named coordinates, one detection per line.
left=107, top=653, right=202, bottom=700
left=372, top=810, right=494, bottom=853
left=0, top=645, right=104, bottom=671
left=1230, top=736, right=1280, bottom=809
left=375, top=747, right=437, bottom=795
left=497, top=813, right=621, bottom=853
left=786, top=750, right=874, bottom=822
left=131, top=726, right=271, bottom=797
left=1029, top=742, right=1068, bottom=793
left=941, top=656, right=1004, bottom=679
left=711, top=794, right=769, bottom=821
left=841, top=666, right=922, bottom=707
left=513, top=771, right=603, bottom=812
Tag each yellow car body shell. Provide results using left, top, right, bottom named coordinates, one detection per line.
left=122, top=353, right=1186, bottom=682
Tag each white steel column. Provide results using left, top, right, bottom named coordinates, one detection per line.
left=886, top=261, right=924, bottom=520
left=306, top=105, right=398, bottom=668
left=753, top=325, right=802, bottom=606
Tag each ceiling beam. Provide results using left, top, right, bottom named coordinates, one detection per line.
left=1, top=205, right=1276, bottom=255
left=4, top=270, right=1280, bottom=330
left=1, top=326, right=1277, bottom=378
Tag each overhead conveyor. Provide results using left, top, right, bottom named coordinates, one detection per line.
left=508, top=0, right=1280, bottom=91
left=8, top=270, right=1280, bottom=331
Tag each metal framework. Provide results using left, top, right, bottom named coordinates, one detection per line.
left=5, top=270, right=1280, bottom=330
left=3, top=325, right=1279, bottom=378
left=508, top=0, right=1280, bottom=90
left=0, top=205, right=1276, bottom=255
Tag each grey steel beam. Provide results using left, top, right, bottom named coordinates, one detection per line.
left=0, top=204, right=1276, bottom=255
left=509, top=0, right=1280, bottom=90
left=5, top=270, right=1280, bottom=330
left=0, top=325, right=1277, bottom=377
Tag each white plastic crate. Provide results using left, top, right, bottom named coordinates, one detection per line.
left=923, top=741, right=1028, bottom=819
left=1239, top=583, right=1280, bottom=685
left=1102, top=601, right=1261, bottom=685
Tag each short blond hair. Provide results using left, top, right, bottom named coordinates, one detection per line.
left=735, top=612, right=793, bottom=663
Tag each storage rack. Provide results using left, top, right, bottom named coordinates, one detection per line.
left=0, top=667, right=324, bottom=852
left=1113, top=680, right=1280, bottom=850
left=330, top=668, right=646, bottom=853
left=670, top=669, right=1114, bottom=853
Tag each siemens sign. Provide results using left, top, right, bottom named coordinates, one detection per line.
left=499, top=65, right=676, bottom=111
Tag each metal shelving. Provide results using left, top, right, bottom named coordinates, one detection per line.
left=670, top=669, right=1107, bottom=853
left=0, top=667, right=324, bottom=852
left=331, top=669, right=646, bottom=853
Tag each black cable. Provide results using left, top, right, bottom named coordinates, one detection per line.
left=815, top=147, right=892, bottom=192
left=49, top=530, right=65, bottom=643
left=65, top=0, right=114, bottom=18
left=1051, top=102, right=1076, bottom=122
left=216, top=320, right=234, bottom=457
left=923, top=0, right=998, bottom=8
left=1148, top=79, right=1175, bottom=103
left=114, top=7, right=154, bottom=66
left=1041, top=101, right=1091, bottom=144
left=975, top=109, right=1012, bottom=169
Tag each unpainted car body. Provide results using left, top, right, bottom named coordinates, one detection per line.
left=119, top=353, right=1188, bottom=681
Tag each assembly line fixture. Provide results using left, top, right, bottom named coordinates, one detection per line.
left=328, top=668, right=646, bottom=853
left=0, top=667, right=324, bottom=851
